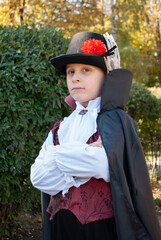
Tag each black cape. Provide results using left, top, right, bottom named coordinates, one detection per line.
left=97, top=69, right=161, bottom=240
left=41, top=69, right=161, bottom=240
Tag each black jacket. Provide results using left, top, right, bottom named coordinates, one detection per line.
left=97, top=69, right=161, bottom=240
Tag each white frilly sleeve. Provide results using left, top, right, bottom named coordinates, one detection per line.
left=30, top=130, right=110, bottom=196
left=30, top=131, right=77, bottom=196
left=54, top=141, right=110, bottom=182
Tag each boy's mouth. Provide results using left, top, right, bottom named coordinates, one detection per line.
left=72, top=87, right=84, bottom=90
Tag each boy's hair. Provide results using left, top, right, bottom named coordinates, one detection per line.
left=51, top=31, right=120, bottom=75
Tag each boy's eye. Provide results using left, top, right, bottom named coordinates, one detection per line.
left=83, top=68, right=90, bottom=72
left=67, top=70, right=74, bottom=75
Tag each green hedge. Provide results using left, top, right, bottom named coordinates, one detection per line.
left=0, top=24, right=160, bottom=238
left=0, top=24, right=70, bottom=238
left=127, top=83, right=161, bottom=152
left=127, top=83, right=161, bottom=181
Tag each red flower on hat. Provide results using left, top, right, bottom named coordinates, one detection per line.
left=81, top=39, right=107, bottom=55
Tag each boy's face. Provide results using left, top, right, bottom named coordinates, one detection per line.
left=66, top=63, right=106, bottom=107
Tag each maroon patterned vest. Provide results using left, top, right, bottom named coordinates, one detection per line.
left=47, top=121, right=114, bottom=224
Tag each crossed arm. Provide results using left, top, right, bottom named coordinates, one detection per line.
left=30, top=131, right=110, bottom=196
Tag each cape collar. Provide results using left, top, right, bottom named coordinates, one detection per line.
left=100, top=69, right=133, bottom=111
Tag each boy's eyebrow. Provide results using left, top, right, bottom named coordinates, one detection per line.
left=66, top=65, right=72, bottom=69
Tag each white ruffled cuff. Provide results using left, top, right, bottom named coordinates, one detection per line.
left=43, top=145, right=60, bottom=171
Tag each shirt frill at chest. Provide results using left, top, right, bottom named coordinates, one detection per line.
left=30, top=97, right=110, bottom=196
left=58, top=97, right=101, bottom=144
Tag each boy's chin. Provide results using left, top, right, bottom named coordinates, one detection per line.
left=71, top=96, right=90, bottom=106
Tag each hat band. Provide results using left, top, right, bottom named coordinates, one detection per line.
left=102, top=45, right=117, bottom=57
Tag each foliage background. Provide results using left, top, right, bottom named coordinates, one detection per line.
left=0, top=24, right=160, bottom=239
left=0, top=0, right=161, bottom=86
left=0, top=24, right=70, bottom=238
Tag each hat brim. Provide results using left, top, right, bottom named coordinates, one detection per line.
left=50, top=53, right=107, bottom=75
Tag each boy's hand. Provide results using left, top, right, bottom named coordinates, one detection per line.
left=89, top=138, right=103, bottom=148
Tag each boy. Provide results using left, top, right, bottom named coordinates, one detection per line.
left=30, top=31, right=161, bottom=240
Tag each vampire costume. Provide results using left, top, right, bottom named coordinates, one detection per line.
left=41, top=69, right=161, bottom=240
left=31, top=31, right=161, bottom=240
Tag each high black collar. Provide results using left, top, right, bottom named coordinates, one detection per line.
left=100, top=69, right=133, bottom=111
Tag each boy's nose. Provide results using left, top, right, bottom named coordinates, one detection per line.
left=72, top=72, right=81, bottom=83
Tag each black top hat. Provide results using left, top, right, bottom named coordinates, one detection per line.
left=50, top=31, right=116, bottom=74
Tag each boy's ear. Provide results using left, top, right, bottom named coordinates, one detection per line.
left=65, top=95, right=76, bottom=110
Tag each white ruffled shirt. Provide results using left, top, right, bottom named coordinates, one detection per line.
left=30, top=97, right=110, bottom=196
